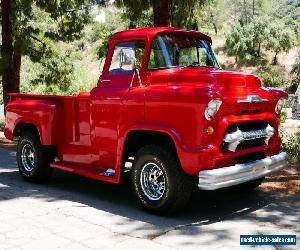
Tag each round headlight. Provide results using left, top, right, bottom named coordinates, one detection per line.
left=205, top=98, right=222, bottom=120
left=275, top=97, right=285, bottom=114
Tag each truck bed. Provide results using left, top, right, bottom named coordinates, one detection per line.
left=7, top=92, right=91, bottom=144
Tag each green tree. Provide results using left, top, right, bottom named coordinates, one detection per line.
left=194, top=0, right=228, bottom=35
left=225, top=16, right=296, bottom=64
left=225, top=0, right=269, bottom=23
left=266, top=20, right=296, bottom=65
left=115, top=0, right=208, bottom=28
left=225, top=18, right=269, bottom=62
left=224, top=22, right=247, bottom=62
left=1, top=0, right=98, bottom=111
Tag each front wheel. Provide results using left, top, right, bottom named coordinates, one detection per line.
left=17, top=131, right=55, bottom=183
left=131, top=145, right=193, bottom=214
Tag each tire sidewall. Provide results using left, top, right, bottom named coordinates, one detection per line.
left=132, top=153, right=172, bottom=210
left=17, top=135, right=39, bottom=178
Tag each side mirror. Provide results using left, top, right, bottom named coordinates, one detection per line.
left=129, top=57, right=143, bottom=89
left=119, top=47, right=143, bottom=88
left=120, top=48, right=141, bottom=69
left=120, top=48, right=135, bottom=67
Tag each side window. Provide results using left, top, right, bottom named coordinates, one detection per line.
left=198, top=48, right=208, bottom=66
left=148, top=37, right=168, bottom=69
left=109, top=41, right=145, bottom=75
left=178, top=47, right=198, bottom=66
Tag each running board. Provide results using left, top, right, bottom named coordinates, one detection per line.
left=50, top=162, right=118, bottom=183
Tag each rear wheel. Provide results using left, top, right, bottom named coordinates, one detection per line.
left=17, top=131, right=55, bottom=183
left=131, top=145, right=193, bottom=214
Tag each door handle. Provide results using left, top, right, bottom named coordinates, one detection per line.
left=100, top=79, right=111, bottom=83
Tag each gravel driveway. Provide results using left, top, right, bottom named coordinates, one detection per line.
left=0, top=148, right=299, bottom=249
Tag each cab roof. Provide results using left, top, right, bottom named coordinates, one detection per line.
left=110, top=27, right=212, bottom=43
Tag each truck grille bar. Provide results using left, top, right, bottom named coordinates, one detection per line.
left=223, top=124, right=274, bottom=152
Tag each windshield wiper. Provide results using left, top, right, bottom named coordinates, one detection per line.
left=183, top=64, right=220, bottom=69
left=183, top=63, right=201, bottom=68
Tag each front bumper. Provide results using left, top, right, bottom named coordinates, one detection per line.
left=198, top=152, right=287, bottom=190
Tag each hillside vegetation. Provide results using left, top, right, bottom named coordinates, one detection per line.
left=0, top=0, right=299, bottom=101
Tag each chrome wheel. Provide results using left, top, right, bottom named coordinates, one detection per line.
left=21, top=142, right=36, bottom=172
left=140, top=162, right=166, bottom=201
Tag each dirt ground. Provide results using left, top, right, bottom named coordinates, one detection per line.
left=260, top=164, right=300, bottom=195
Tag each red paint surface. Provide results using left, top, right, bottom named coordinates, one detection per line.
left=4, top=27, right=287, bottom=183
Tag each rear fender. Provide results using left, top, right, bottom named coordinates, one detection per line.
left=5, top=100, right=62, bottom=145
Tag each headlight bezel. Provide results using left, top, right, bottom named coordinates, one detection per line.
left=275, top=97, right=286, bottom=114
left=205, top=98, right=222, bottom=120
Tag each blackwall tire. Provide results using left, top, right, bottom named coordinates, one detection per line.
left=17, top=131, right=54, bottom=183
left=131, top=145, right=193, bottom=214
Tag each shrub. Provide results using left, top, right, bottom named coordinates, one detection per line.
left=280, top=110, right=288, bottom=123
left=257, top=66, right=285, bottom=87
left=21, top=47, right=98, bottom=96
left=280, top=129, right=300, bottom=164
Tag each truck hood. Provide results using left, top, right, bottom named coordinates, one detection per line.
left=166, top=67, right=283, bottom=101
left=168, top=67, right=260, bottom=92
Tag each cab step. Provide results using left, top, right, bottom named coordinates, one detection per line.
left=50, top=161, right=118, bottom=183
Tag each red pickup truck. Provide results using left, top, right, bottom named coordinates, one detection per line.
left=4, top=27, right=288, bottom=214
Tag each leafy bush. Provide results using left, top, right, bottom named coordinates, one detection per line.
left=21, top=46, right=99, bottom=96
left=280, top=130, right=300, bottom=164
left=225, top=18, right=269, bottom=62
left=20, top=42, right=75, bottom=95
left=0, top=121, right=4, bottom=132
left=93, top=28, right=112, bottom=60
left=280, top=110, right=288, bottom=123
left=257, top=66, right=285, bottom=87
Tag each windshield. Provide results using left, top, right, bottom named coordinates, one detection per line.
left=148, top=34, right=221, bottom=70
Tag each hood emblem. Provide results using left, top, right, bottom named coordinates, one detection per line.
left=237, top=95, right=268, bottom=103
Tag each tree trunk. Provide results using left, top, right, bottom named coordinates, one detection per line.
left=153, top=0, right=172, bottom=26
left=1, top=0, right=18, bottom=115
left=209, top=12, right=218, bottom=35
left=257, top=42, right=261, bottom=57
left=12, top=52, right=21, bottom=91
left=213, top=22, right=218, bottom=35
left=129, top=21, right=136, bottom=29
left=273, top=51, right=279, bottom=65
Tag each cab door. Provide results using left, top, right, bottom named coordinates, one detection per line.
left=90, top=40, right=146, bottom=170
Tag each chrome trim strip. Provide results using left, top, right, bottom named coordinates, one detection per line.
left=237, top=95, right=268, bottom=103
left=223, top=124, right=274, bottom=152
left=198, top=152, right=288, bottom=190
left=100, top=168, right=115, bottom=177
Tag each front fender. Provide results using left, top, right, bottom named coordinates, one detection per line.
left=119, top=123, right=200, bottom=175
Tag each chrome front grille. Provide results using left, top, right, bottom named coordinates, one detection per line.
left=222, top=123, right=274, bottom=152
